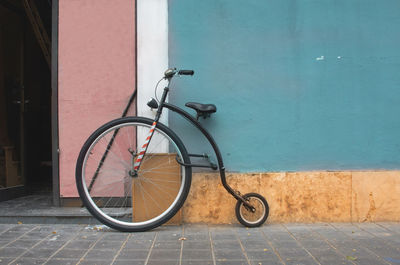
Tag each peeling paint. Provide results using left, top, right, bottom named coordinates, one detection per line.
left=363, top=192, right=376, bottom=222
left=316, top=55, right=324, bottom=61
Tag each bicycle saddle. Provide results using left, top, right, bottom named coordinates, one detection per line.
left=185, top=102, right=217, bottom=114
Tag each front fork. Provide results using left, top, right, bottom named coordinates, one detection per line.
left=130, top=121, right=158, bottom=176
left=220, top=168, right=256, bottom=212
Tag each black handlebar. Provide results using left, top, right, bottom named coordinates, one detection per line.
left=178, top=70, right=194, bottom=76
left=164, top=68, right=194, bottom=78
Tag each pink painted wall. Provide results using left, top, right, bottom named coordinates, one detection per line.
left=58, top=0, right=136, bottom=197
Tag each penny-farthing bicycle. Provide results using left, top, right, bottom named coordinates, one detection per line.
left=76, top=69, right=269, bottom=232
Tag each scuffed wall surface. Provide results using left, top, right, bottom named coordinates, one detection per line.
left=183, top=171, right=399, bottom=223
left=58, top=0, right=135, bottom=197
left=352, top=171, right=400, bottom=222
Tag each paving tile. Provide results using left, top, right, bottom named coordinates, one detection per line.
left=182, top=240, right=211, bottom=250
left=215, top=260, right=247, bottom=265
left=156, top=232, right=183, bottom=242
left=9, top=258, right=46, bottom=265
left=305, top=247, right=342, bottom=260
left=113, top=260, right=145, bottom=265
left=363, top=244, right=400, bottom=259
left=181, top=261, right=213, bottom=265
left=0, top=242, right=9, bottom=248
left=283, top=256, right=319, bottom=265
left=7, top=240, right=40, bottom=249
left=350, top=257, right=388, bottom=265
left=84, top=249, right=117, bottom=261
left=0, top=232, right=25, bottom=240
left=274, top=247, right=311, bottom=258
left=0, top=247, right=27, bottom=258
left=93, top=239, right=124, bottom=250
left=148, top=249, right=180, bottom=260
left=297, top=239, right=332, bottom=249
left=383, top=257, right=400, bottom=264
left=79, top=259, right=113, bottom=265
left=0, top=224, right=16, bottom=231
left=250, top=259, right=283, bottom=265
left=269, top=239, right=300, bottom=248
left=52, top=248, right=87, bottom=259
left=45, top=234, right=77, bottom=241
left=245, top=250, right=278, bottom=260
left=241, top=240, right=270, bottom=250
left=6, top=226, right=36, bottom=233
left=22, top=248, right=57, bottom=259
left=316, top=257, right=352, bottom=265
left=45, top=259, right=80, bottom=265
left=34, top=240, right=68, bottom=249
left=213, top=240, right=241, bottom=250
left=214, top=249, right=246, bottom=260
left=146, top=260, right=179, bottom=265
left=153, top=240, right=181, bottom=249
left=184, top=234, right=209, bottom=241
left=128, top=233, right=156, bottom=241
left=19, top=232, right=50, bottom=240
left=123, top=240, right=153, bottom=250
left=64, top=240, right=94, bottom=250
left=262, top=232, right=293, bottom=241
left=236, top=232, right=265, bottom=241
left=181, top=249, right=212, bottom=260
left=101, top=233, right=129, bottom=241
left=0, top=258, right=14, bottom=264
left=116, top=249, right=149, bottom=260
left=76, top=233, right=104, bottom=241
left=211, top=234, right=237, bottom=241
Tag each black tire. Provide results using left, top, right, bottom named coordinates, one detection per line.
left=76, top=117, right=192, bottom=232
left=235, top=193, right=269, bottom=227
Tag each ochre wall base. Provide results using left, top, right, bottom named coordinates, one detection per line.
left=182, top=171, right=400, bottom=224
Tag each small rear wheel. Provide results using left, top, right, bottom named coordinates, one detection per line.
left=235, top=193, right=269, bottom=227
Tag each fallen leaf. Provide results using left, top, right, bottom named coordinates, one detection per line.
left=179, top=237, right=186, bottom=241
left=352, top=249, right=356, bottom=252
left=263, top=248, right=268, bottom=252
left=52, top=231, right=57, bottom=234
left=17, top=221, right=22, bottom=225
left=346, top=256, right=357, bottom=261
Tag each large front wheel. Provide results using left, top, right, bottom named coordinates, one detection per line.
left=76, top=117, right=192, bottom=232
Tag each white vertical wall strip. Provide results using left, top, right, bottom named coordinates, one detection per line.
left=137, top=0, right=169, bottom=152
left=137, top=0, right=168, bottom=120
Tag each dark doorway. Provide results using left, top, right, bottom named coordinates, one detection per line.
left=0, top=0, right=52, bottom=201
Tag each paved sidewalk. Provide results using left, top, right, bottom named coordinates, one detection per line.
left=0, top=223, right=398, bottom=265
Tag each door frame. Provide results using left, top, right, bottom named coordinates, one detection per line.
left=51, top=0, right=60, bottom=206
left=0, top=0, right=59, bottom=204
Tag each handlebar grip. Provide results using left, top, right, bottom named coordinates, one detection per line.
left=178, top=70, right=194, bottom=76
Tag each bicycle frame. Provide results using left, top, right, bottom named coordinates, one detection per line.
left=142, top=85, right=253, bottom=208
left=90, top=79, right=253, bottom=209
left=78, top=69, right=268, bottom=231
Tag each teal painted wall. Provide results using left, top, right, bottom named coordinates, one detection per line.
left=168, top=0, right=400, bottom=172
